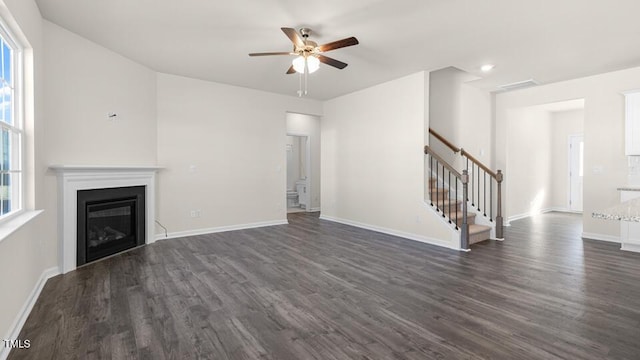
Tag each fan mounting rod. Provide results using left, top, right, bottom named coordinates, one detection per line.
left=299, top=28, right=312, bottom=38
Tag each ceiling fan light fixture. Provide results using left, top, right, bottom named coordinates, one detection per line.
left=292, top=56, right=306, bottom=73
left=292, top=55, right=320, bottom=74
left=307, top=56, right=320, bottom=73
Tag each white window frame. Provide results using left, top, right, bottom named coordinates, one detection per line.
left=0, top=19, right=23, bottom=221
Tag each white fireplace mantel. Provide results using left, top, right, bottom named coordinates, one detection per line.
left=50, top=165, right=161, bottom=274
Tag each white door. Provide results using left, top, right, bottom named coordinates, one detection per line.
left=569, top=134, right=584, bottom=212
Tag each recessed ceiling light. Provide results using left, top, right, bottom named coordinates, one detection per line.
left=481, top=64, right=495, bottom=72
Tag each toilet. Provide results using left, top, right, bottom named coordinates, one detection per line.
left=286, top=190, right=299, bottom=208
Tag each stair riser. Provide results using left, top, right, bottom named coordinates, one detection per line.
left=469, top=230, right=491, bottom=244
left=450, top=213, right=476, bottom=226
left=433, top=203, right=461, bottom=214
left=429, top=191, right=450, bottom=201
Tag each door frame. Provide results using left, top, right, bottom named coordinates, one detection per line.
left=567, top=133, right=584, bottom=212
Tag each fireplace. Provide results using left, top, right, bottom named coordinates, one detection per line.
left=77, top=186, right=145, bottom=266
left=51, top=165, right=159, bottom=273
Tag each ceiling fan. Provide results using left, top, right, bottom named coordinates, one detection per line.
left=249, top=27, right=359, bottom=74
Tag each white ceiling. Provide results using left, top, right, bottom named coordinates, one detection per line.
left=35, top=0, right=640, bottom=100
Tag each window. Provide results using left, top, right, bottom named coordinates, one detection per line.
left=0, top=24, right=21, bottom=218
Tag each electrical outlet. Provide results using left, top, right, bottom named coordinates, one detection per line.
left=190, top=210, right=201, bottom=218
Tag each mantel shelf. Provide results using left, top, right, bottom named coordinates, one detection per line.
left=49, top=165, right=162, bottom=172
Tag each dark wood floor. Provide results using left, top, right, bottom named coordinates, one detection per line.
left=9, top=212, right=640, bottom=359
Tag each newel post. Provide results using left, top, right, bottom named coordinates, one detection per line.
left=496, top=170, right=504, bottom=239
left=461, top=170, right=469, bottom=250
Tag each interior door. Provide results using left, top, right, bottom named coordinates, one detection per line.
left=569, top=134, right=584, bottom=212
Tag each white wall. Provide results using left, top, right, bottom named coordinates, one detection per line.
left=286, top=112, right=321, bottom=210
left=460, top=83, right=493, bottom=166
left=495, top=66, right=640, bottom=240
left=43, top=21, right=157, bottom=165
left=322, top=71, right=455, bottom=248
left=428, top=67, right=492, bottom=168
left=504, top=106, right=553, bottom=219
left=551, top=109, right=584, bottom=210
left=156, top=73, right=322, bottom=236
left=428, top=67, right=466, bottom=164
left=429, top=68, right=463, bottom=138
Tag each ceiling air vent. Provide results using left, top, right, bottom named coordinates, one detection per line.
left=498, top=79, right=538, bottom=91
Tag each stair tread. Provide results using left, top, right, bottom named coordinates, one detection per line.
left=430, top=187, right=449, bottom=192
left=432, top=198, right=461, bottom=205
left=446, top=211, right=476, bottom=219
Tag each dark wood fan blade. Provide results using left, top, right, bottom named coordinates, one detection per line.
left=318, top=37, right=359, bottom=52
left=249, top=52, right=293, bottom=57
left=281, top=27, right=305, bottom=48
left=286, top=65, right=296, bottom=74
left=317, top=55, right=348, bottom=69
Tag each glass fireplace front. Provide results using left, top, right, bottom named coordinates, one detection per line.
left=77, top=186, right=145, bottom=266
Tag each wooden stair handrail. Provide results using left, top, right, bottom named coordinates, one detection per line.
left=460, top=149, right=497, bottom=179
left=428, top=128, right=461, bottom=153
left=424, top=146, right=462, bottom=178
left=429, top=128, right=498, bottom=180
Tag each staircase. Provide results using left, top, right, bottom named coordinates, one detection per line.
left=425, top=128, right=504, bottom=250
left=428, top=177, right=491, bottom=245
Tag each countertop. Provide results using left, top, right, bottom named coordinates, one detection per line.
left=617, top=186, right=640, bottom=191
left=593, top=197, right=640, bottom=222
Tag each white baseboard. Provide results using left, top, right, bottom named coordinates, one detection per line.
left=1, top=267, right=59, bottom=360
left=621, top=243, right=640, bottom=253
left=154, top=220, right=289, bottom=241
left=319, top=214, right=462, bottom=251
left=308, top=207, right=321, bottom=212
left=504, top=208, right=583, bottom=226
left=581, top=232, right=621, bottom=244
left=506, top=208, right=554, bottom=225
left=549, top=207, right=583, bottom=214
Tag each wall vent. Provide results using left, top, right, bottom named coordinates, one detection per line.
left=498, top=79, right=538, bottom=91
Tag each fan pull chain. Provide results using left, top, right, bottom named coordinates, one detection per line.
left=297, top=61, right=309, bottom=97
left=304, top=67, right=308, bottom=96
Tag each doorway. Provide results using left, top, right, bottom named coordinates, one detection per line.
left=504, top=99, right=584, bottom=221
left=286, top=134, right=310, bottom=213
left=568, top=134, right=584, bottom=212
left=285, top=112, right=321, bottom=213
